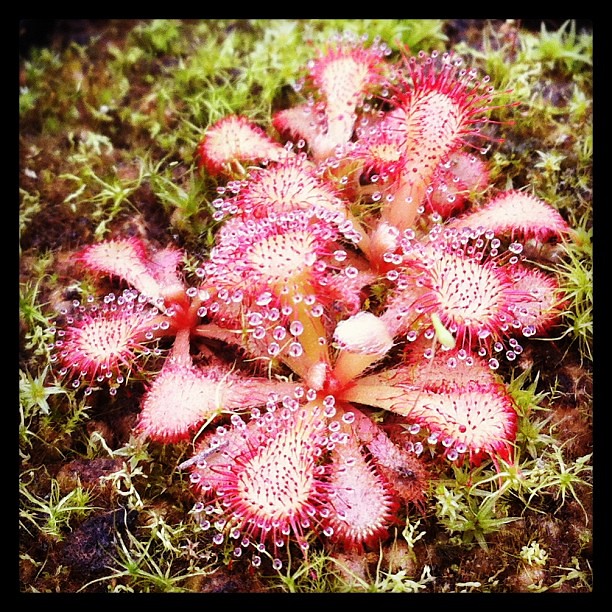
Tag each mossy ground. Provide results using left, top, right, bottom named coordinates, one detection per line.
left=19, top=19, right=593, bottom=594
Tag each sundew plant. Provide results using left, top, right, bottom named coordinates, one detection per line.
left=19, top=19, right=593, bottom=594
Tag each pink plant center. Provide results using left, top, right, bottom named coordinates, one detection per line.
left=332, top=312, right=395, bottom=386
left=349, top=130, right=407, bottom=188
left=368, top=141, right=403, bottom=166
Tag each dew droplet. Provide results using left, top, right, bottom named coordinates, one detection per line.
left=311, top=304, right=324, bottom=317
left=523, top=325, right=536, bottom=337
left=256, top=292, right=273, bottom=306
left=288, top=342, right=303, bottom=357
left=290, top=320, right=304, bottom=336
left=273, top=326, right=287, bottom=341
left=447, top=449, right=459, bottom=461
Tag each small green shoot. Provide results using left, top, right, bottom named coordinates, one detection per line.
left=60, top=163, right=145, bottom=240
left=552, top=233, right=593, bottom=363
left=526, top=444, right=592, bottom=523
left=20, top=474, right=97, bottom=541
left=520, top=540, right=549, bottom=567
left=79, top=523, right=216, bottom=593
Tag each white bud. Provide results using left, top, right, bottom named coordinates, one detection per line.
left=333, top=312, right=394, bottom=355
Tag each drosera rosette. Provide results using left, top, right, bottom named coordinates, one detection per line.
left=49, top=288, right=165, bottom=396
left=196, top=114, right=288, bottom=178
left=182, top=391, right=350, bottom=568
left=272, top=33, right=391, bottom=162
left=363, top=48, right=516, bottom=232
left=339, top=341, right=519, bottom=469
left=196, top=205, right=373, bottom=382
left=75, top=236, right=188, bottom=310
left=136, top=329, right=301, bottom=443
left=448, top=189, right=573, bottom=244
left=182, top=388, right=428, bottom=564
left=426, top=150, right=491, bottom=219
left=379, top=223, right=559, bottom=370
left=39, top=30, right=590, bottom=586
left=209, top=150, right=348, bottom=221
